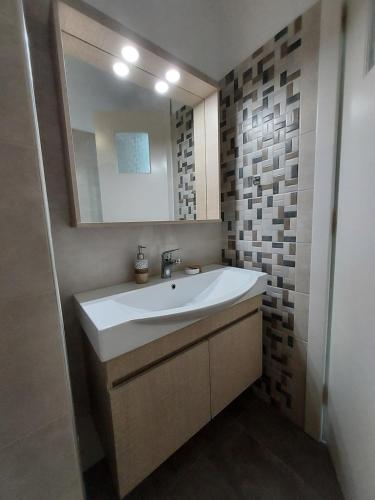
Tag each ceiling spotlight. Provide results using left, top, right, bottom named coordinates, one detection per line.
left=121, top=45, right=139, bottom=63
left=165, top=68, right=180, bottom=83
left=113, top=62, right=129, bottom=78
left=154, top=80, right=169, bottom=94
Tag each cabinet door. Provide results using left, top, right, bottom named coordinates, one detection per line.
left=209, top=312, right=262, bottom=417
left=110, top=341, right=211, bottom=497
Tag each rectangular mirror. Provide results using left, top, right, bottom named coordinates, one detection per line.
left=53, top=1, right=220, bottom=225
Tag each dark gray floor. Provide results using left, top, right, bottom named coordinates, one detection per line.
left=84, top=389, right=343, bottom=500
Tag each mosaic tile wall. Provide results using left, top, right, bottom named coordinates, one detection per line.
left=220, top=4, right=320, bottom=426
left=173, top=105, right=196, bottom=220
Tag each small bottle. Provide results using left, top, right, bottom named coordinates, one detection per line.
left=134, top=245, right=149, bottom=284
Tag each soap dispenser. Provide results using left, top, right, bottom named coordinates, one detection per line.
left=134, top=245, right=149, bottom=284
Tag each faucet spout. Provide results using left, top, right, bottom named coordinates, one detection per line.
left=161, top=248, right=182, bottom=279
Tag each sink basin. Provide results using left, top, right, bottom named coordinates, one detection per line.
left=75, top=266, right=267, bottom=361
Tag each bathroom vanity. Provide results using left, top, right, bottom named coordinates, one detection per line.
left=53, top=3, right=265, bottom=494
left=76, top=266, right=266, bottom=497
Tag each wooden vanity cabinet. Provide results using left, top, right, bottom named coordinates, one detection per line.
left=110, top=341, right=211, bottom=496
left=209, top=311, right=262, bottom=417
left=85, top=296, right=262, bottom=498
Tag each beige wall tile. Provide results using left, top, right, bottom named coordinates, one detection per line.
left=299, top=131, right=316, bottom=191
left=52, top=210, right=222, bottom=300
left=296, top=243, right=311, bottom=294
left=294, top=292, right=310, bottom=341
left=300, top=2, right=320, bottom=135
left=0, top=141, right=56, bottom=301
left=296, top=188, right=313, bottom=243
left=300, top=73, right=319, bottom=135
left=0, top=14, right=35, bottom=148
left=0, top=0, right=17, bottom=22
left=0, top=2, right=82, bottom=497
left=0, top=292, right=71, bottom=450
left=0, top=415, right=82, bottom=500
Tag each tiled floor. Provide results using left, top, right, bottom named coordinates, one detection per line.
left=84, top=389, right=343, bottom=500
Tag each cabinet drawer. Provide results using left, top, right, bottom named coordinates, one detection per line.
left=209, top=311, right=262, bottom=417
left=110, top=340, right=211, bottom=497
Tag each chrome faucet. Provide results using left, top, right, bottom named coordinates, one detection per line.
left=161, top=248, right=182, bottom=279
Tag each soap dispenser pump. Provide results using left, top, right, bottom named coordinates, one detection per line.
left=134, top=245, right=149, bottom=284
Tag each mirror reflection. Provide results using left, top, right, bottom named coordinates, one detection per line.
left=65, top=53, right=199, bottom=222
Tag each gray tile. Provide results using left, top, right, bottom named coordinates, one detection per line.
left=294, top=292, right=310, bottom=341
left=0, top=292, right=71, bottom=450
left=0, top=415, right=83, bottom=500
left=296, top=243, right=311, bottom=294
left=296, top=189, right=313, bottom=243
left=234, top=394, right=344, bottom=500
left=202, top=418, right=321, bottom=500
left=158, top=455, right=238, bottom=500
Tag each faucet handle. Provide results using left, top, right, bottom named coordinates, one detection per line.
left=161, top=248, right=180, bottom=259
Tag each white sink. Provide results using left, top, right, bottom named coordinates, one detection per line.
left=75, top=266, right=267, bottom=362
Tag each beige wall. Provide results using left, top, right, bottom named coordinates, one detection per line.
left=24, top=0, right=221, bottom=432
left=0, top=1, right=83, bottom=498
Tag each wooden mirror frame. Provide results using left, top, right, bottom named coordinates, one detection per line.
left=51, top=0, right=221, bottom=227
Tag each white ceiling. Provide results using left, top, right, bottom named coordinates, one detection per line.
left=84, top=0, right=318, bottom=81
